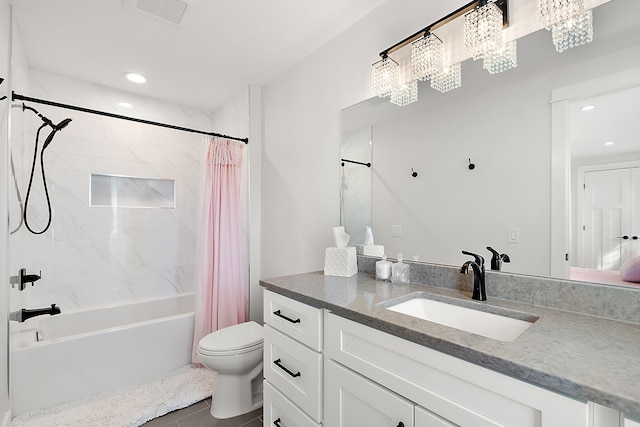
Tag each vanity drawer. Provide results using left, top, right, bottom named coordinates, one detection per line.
left=264, top=324, right=323, bottom=422
left=263, top=290, right=323, bottom=351
left=264, top=380, right=321, bottom=427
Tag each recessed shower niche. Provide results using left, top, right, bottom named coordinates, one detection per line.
left=90, top=174, right=176, bottom=208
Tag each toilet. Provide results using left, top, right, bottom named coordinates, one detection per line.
left=197, top=321, right=264, bottom=419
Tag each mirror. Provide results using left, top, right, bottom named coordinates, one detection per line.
left=340, top=0, right=640, bottom=287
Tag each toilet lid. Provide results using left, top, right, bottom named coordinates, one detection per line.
left=198, top=321, right=263, bottom=354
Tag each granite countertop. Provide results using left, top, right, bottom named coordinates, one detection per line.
left=260, top=271, right=640, bottom=420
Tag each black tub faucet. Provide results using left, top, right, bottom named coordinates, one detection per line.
left=486, top=247, right=510, bottom=271
left=9, top=304, right=61, bottom=323
left=460, top=251, right=486, bottom=301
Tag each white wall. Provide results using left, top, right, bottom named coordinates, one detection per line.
left=9, top=69, right=209, bottom=314
left=261, top=0, right=640, bottom=279
left=261, top=0, right=465, bottom=279
left=0, top=1, right=11, bottom=424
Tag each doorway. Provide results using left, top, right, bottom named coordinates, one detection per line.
left=577, top=164, right=640, bottom=271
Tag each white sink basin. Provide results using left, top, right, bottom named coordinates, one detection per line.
left=384, top=296, right=536, bottom=342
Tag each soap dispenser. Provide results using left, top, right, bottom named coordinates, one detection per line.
left=391, top=253, right=410, bottom=284
left=376, top=255, right=392, bottom=281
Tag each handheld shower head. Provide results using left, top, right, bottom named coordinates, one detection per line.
left=55, top=118, right=72, bottom=131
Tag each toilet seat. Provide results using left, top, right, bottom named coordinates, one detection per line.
left=198, top=321, right=263, bottom=356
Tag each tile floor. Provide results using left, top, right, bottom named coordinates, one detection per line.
left=141, top=398, right=262, bottom=427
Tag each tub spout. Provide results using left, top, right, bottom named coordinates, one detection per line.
left=9, top=304, right=61, bottom=323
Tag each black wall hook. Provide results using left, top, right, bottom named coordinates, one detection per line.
left=411, top=168, right=418, bottom=177
left=468, top=158, right=476, bottom=170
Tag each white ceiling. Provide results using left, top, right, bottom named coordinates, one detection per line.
left=9, top=0, right=390, bottom=111
left=569, top=85, right=640, bottom=160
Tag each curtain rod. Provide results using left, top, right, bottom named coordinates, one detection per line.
left=11, top=92, right=249, bottom=144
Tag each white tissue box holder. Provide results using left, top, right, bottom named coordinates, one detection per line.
left=356, top=244, right=385, bottom=257
left=324, top=247, right=357, bottom=277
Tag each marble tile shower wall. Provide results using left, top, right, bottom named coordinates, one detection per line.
left=10, top=70, right=214, bottom=312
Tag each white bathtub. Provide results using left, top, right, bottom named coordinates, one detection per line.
left=11, top=293, right=195, bottom=415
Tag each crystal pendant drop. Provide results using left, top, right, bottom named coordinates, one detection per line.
left=411, top=34, right=443, bottom=81
left=464, top=1, right=504, bottom=60
left=537, top=0, right=585, bottom=28
left=483, top=39, right=517, bottom=74
left=371, top=57, right=399, bottom=98
left=431, top=63, right=462, bottom=93
left=390, top=80, right=418, bottom=107
left=551, top=9, right=593, bottom=52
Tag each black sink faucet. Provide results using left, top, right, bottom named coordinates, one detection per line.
left=460, top=251, right=486, bottom=301
left=486, top=247, right=510, bottom=271
left=9, top=304, right=61, bottom=323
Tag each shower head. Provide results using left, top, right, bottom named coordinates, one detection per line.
left=55, top=118, right=72, bottom=131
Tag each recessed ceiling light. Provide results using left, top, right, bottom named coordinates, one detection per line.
left=117, top=102, right=133, bottom=109
left=580, top=105, right=595, bottom=111
left=124, top=72, right=146, bottom=84
left=604, top=141, right=614, bottom=146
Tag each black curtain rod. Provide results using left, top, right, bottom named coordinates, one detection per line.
left=12, top=92, right=249, bottom=144
left=341, top=158, right=371, bottom=167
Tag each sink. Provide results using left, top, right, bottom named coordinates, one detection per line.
left=382, top=294, right=537, bottom=342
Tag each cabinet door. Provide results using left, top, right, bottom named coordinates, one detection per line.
left=325, top=360, right=413, bottom=427
left=264, top=381, right=321, bottom=427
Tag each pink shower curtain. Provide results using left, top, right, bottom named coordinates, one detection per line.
left=192, top=137, right=248, bottom=363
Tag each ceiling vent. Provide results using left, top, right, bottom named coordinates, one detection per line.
left=123, top=0, right=200, bottom=26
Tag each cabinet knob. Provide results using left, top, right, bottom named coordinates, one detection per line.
left=633, top=236, right=638, bottom=240
left=273, top=418, right=283, bottom=427
left=396, top=423, right=405, bottom=427
left=617, top=236, right=630, bottom=240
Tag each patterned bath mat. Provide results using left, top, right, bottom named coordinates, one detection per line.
left=11, top=364, right=213, bottom=427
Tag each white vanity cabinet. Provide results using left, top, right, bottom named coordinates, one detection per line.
left=263, top=290, right=323, bottom=427
left=324, top=311, right=589, bottom=427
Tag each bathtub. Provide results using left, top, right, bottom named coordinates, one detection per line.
left=11, top=293, right=195, bottom=415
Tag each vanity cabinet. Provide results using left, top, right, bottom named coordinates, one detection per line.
left=262, top=288, right=632, bottom=427
left=263, top=290, right=323, bottom=426
left=324, top=311, right=588, bottom=427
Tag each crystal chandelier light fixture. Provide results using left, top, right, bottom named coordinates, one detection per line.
left=371, top=56, right=399, bottom=98
left=390, top=80, right=419, bottom=107
left=551, top=9, right=593, bottom=52
left=411, top=33, right=444, bottom=81
left=431, top=63, right=462, bottom=93
left=483, top=39, right=517, bottom=74
left=464, top=1, right=504, bottom=60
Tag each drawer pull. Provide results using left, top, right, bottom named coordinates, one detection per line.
left=273, top=358, right=301, bottom=378
left=273, top=309, right=301, bottom=324
left=396, top=423, right=404, bottom=427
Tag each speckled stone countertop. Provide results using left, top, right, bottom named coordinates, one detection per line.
left=260, top=270, right=640, bottom=421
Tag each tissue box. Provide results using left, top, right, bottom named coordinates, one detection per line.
left=356, top=244, right=385, bottom=257
left=324, top=247, right=357, bottom=277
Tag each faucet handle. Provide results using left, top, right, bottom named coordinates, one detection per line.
left=462, top=250, right=484, bottom=267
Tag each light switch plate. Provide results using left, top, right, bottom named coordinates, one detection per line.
left=508, top=227, right=520, bottom=243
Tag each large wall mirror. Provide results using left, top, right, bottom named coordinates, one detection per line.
left=340, top=0, right=640, bottom=288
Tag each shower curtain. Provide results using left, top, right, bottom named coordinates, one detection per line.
left=192, top=137, right=248, bottom=363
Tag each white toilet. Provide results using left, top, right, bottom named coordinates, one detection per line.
left=197, top=321, right=264, bottom=419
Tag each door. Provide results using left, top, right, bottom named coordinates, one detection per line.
left=580, top=168, right=631, bottom=270
left=632, top=167, right=640, bottom=259
left=324, top=360, right=414, bottom=427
